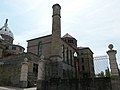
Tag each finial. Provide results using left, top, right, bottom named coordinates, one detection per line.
left=5, top=19, right=8, bottom=24
left=108, top=44, right=113, bottom=50
left=4, top=19, right=8, bottom=26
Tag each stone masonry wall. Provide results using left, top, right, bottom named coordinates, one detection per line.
left=94, top=77, right=111, bottom=90
left=0, top=62, right=21, bottom=87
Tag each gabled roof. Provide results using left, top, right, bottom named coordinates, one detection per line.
left=62, top=33, right=74, bottom=38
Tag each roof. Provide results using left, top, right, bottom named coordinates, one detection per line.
left=27, top=34, right=52, bottom=42
left=77, top=47, right=94, bottom=54
left=62, top=33, right=74, bottom=38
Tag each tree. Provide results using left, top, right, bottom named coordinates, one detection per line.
left=96, top=71, right=105, bottom=77
left=105, top=67, right=110, bottom=77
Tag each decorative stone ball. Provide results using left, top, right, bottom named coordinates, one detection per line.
left=108, top=44, right=113, bottom=50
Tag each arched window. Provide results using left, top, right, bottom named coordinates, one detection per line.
left=70, top=50, right=72, bottom=66
left=62, top=45, right=65, bottom=62
left=66, top=48, right=69, bottom=64
left=38, top=41, right=42, bottom=56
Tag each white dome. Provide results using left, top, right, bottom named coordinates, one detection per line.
left=0, top=19, right=14, bottom=39
left=0, top=35, right=4, bottom=40
left=0, top=26, right=14, bottom=38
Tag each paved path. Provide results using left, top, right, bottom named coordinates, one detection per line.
left=0, top=86, right=36, bottom=90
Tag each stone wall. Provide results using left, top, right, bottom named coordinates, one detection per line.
left=37, top=77, right=117, bottom=90
left=94, top=77, right=111, bottom=90
left=0, top=52, right=40, bottom=87
left=37, top=79, right=79, bottom=90
left=0, top=62, right=21, bottom=86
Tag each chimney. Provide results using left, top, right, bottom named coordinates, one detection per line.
left=50, top=4, right=63, bottom=78
left=52, top=4, right=61, bottom=38
left=51, top=4, right=61, bottom=56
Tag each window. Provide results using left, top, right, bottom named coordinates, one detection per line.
left=19, top=47, right=22, bottom=52
left=33, top=63, right=38, bottom=77
left=62, top=45, right=65, bottom=62
left=63, top=69, right=66, bottom=78
left=82, top=65, right=85, bottom=71
left=70, top=40, right=73, bottom=43
left=82, top=58, right=84, bottom=63
left=6, top=46, right=9, bottom=50
left=70, top=50, right=72, bottom=66
left=66, top=48, right=69, bottom=64
left=38, top=41, right=42, bottom=56
left=12, top=46, right=16, bottom=50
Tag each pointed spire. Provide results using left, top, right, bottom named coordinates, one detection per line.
left=4, top=19, right=8, bottom=27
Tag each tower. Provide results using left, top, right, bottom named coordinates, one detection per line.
left=50, top=4, right=63, bottom=78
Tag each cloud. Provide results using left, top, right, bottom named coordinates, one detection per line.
left=0, top=0, right=43, bottom=16
left=1, top=0, right=120, bottom=65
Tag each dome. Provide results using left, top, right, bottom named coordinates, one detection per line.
left=0, top=19, right=14, bottom=39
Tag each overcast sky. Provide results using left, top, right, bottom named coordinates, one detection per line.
left=0, top=0, right=120, bottom=70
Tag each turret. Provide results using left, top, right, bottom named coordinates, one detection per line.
left=0, top=19, right=14, bottom=44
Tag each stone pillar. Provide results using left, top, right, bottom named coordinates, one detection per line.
left=106, top=44, right=119, bottom=76
left=106, top=44, right=120, bottom=90
left=37, top=55, right=46, bottom=90
left=20, top=58, right=28, bottom=88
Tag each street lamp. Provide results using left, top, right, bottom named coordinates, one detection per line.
left=74, top=52, right=78, bottom=77
left=74, top=52, right=78, bottom=90
left=74, top=52, right=78, bottom=58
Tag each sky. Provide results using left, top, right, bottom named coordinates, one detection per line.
left=0, top=0, right=120, bottom=72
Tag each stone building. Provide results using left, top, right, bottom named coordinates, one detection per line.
left=0, top=4, right=95, bottom=88
left=27, top=4, right=95, bottom=80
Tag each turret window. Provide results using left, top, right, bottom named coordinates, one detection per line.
left=12, top=46, right=16, bottom=50
left=68, top=39, right=73, bottom=43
